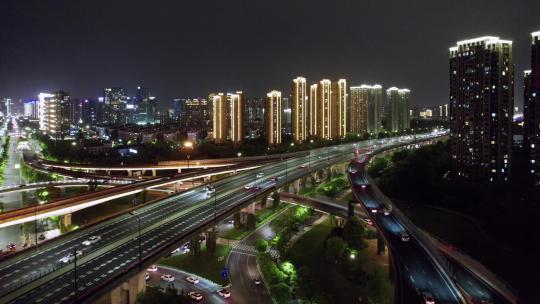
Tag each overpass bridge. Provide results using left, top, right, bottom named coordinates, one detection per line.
left=0, top=133, right=447, bottom=304
left=348, top=143, right=518, bottom=304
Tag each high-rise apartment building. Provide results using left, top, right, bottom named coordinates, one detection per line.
left=309, top=83, right=319, bottom=137
left=350, top=86, right=368, bottom=134
left=331, top=79, right=347, bottom=138
left=42, top=90, right=71, bottom=139
left=245, top=97, right=265, bottom=138
left=230, top=91, right=244, bottom=143
left=212, top=93, right=227, bottom=143
left=266, top=90, right=282, bottom=145
left=24, top=100, right=39, bottom=119
left=449, top=36, right=514, bottom=182
left=524, top=31, right=540, bottom=185
left=292, top=77, right=308, bottom=143
left=385, top=87, right=410, bottom=132
left=81, top=98, right=103, bottom=125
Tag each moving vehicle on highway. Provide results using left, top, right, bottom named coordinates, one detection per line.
left=254, top=278, right=261, bottom=285
left=400, top=232, right=410, bottom=242
left=188, top=291, right=203, bottom=301
left=421, top=291, right=435, bottom=304
left=58, top=250, right=83, bottom=264
left=186, top=276, right=199, bottom=284
left=82, top=235, right=101, bottom=246
left=203, top=185, right=215, bottom=194
left=217, top=288, right=231, bottom=298
left=256, top=172, right=264, bottom=178
left=147, top=265, right=158, bottom=272
left=160, top=274, right=175, bottom=282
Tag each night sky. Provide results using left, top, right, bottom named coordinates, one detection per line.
left=1, top=0, right=539, bottom=109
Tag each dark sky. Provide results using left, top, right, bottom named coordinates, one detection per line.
left=1, top=0, right=539, bottom=110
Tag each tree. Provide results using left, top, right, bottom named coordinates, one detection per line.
left=296, top=266, right=317, bottom=303
left=269, top=282, right=292, bottom=303
left=325, top=236, right=347, bottom=263
left=367, top=157, right=389, bottom=178
left=377, top=232, right=386, bottom=255
left=272, top=191, right=280, bottom=209
left=342, top=216, right=366, bottom=249
left=254, top=238, right=269, bottom=253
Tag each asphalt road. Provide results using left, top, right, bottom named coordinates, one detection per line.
left=349, top=150, right=512, bottom=304
left=0, top=134, right=440, bottom=304
left=149, top=265, right=228, bottom=304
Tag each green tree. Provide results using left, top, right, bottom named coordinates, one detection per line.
left=254, top=239, right=269, bottom=253
left=296, top=266, right=318, bottom=303
left=269, top=282, right=292, bottom=303
left=367, top=157, right=389, bottom=178
left=325, top=236, right=347, bottom=263
left=342, top=216, right=366, bottom=249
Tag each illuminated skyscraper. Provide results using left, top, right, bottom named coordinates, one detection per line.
left=524, top=30, right=540, bottom=185
left=292, top=77, right=308, bottom=143
left=385, top=87, right=410, bottom=132
left=350, top=86, right=369, bottom=134
left=42, top=90, right=71, bottom=140
left=230, top=91, right=244, bottom=143
left=449, top=36, right=513, bottom=182
left=103, top=87, right=128, bottom=124
left=398, top=88, right=411, bottom=130
left=212, top=93, right=227, bottom=143
left=266, top=90, right=282, bottom=145
left=331, top=79, right=347, bottom=138
left=309, top=83, right=319, bottom=137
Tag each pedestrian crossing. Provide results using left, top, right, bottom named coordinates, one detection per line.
left=231, top=243, right=280, bottom=259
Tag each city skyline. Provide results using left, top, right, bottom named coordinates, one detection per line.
left=1, top=0, right=539, bottom=109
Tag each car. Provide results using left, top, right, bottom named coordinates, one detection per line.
left=217, top=288, right=231, bottom=298
left=227, top=219, right=234, bottom=224
left=361, top=184, right=367, bottom=189
left=348, top=167, right=358, bottom=174
left=82, top=235, right=101, bottom=246
left=363, top=218, right=373, bottom=226
left=188, top=291, right=203, bottom=301
left=371, top=208, right=378, bottom=214
left=6, top=243, right=16, bottom=252
left=254, top=278, right=262, bottom=285
left=58, top=250, right=83, bottom=264
left=244, top=184, right=253, bottom=190
left=300, top=164, right=307, bottom=168
left=270, top=176, right=279, bottom=181
left=382, top=208, right=390, bottom=216
left=400, top=232, right=410, bottom=242
left=421, top=291, right=435, bottom=304
left=160, top=274, right=175, bottom=282
left=204, top=185, right=215, bottom=194
left=38, top=234, right=46, bottom=241
left=256, top=172, right=265, bottom=178
left=171, top=247, right=181, bottom=254
left=147, top=265, right=158, bottom=272
left=186, top=276, right=199, bottom=284
left=145, top=273, right=150, bottom=281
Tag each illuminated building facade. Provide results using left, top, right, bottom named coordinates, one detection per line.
left=266, top=90, right=282, bottom=145
left=212, top=93, right=227, bottom=143
left=449, top=36, right=514, bottom=182
left=230, top=91, right=244, bottom=143
left=524, top=31, right=540, bottom=185
left=292, top=77, right=308, bottom=143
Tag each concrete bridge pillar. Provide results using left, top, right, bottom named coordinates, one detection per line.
left=127, top=170, right=132, bottom=177
left=241, top=202, right=256, bottom=214
left=151, top=170, right=156, bottom=177
left=61, top=214, right=72, bottom=228
left=177, top=168, right=182, bottom=173
left=260, top=194, right=268, bottom=209
left=109, top=271, right=146, bottom=304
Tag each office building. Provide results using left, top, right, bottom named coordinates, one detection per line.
left=24, top=100, right=39, bottom=119
left=103, top=87, right=128, bottom=124
left=81, top=98, right=103, bottom=125
left=230, top=91, right=244, bottom=143
left=292, top=77, right=308, bottom=143
left=524, top=30, right=540, bottom=185
left=266, top=90, right=282, bottom=145
left=449, top=36, right=514, bottom=182
left=212, top=93, right=227, bottom=143
left=42, top=90, right=71, bottom=139
left=181, top=98, right=209, bottom=132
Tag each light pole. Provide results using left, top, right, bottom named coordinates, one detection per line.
left=183, top=141, right=194, bottom=187
left=129, top=212, right=142, bottom=269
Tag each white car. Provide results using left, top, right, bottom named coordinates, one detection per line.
left=82, top=235, right=101, bottom=246
left=400, top=232, right=410, bottom=242
left=186, top=276, right=199, bottom=284
left=218, top=288, right=231, bottom=298
left=204, top=185, right=215, bottom=194
left=382, top=208, right=390, bottom=216
left=58, top=250, right=83, bottom=264
left=244, top=184, right=253, bottom=190
left=422, top=291, right=435, bottom=304
left=188, top=291, right=203, bottom=301
left=256, top=172, right=264, bottom=178
left=160, top=274, right=175, bottom=282
left=254, top=278, right=261, bottom=285
left=147, top=265, right=158, bottom=272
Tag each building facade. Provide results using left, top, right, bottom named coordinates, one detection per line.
left=212, top=93, right=227, bottom=143
left=292, top=77, right=308, bottom=143
left=524, top=31, right=540, bottom=185
left=230, top=91, right=244, bottom=143
left=449, top=36, right=514, bottom=182
left=42, top=90, right=71, bottom=139
left=266, top=90, right=282, bottom=145
left=331, top=79, right=347, bottom=139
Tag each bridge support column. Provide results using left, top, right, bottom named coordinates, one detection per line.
left=109, top=271, right=146, bottom=304
left=206, top=226, right=218, bottom=254
left=190, top=235, right=201, bottom=256
left=233, top=212, right=241, bottom=229
left=151, top=170, right=156, bottom=177
left=177, top=168, right=182, bottom=173
left=127, top=170, right=132, bottom=177
left=260, top=194, right=268, bottom=209
left=61, top=214, right=72, bottom=228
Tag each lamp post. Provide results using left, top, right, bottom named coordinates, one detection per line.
left=183, top=141, right=194, bottom=187
left=129, top=212, right=142, bottom=269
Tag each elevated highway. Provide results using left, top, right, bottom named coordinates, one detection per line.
left=0, top=133, right=444, bottom=304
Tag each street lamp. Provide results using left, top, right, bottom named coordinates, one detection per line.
left=129, top=211, right=142, bottom=269
left=183, top=141, right=194, bottom=187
